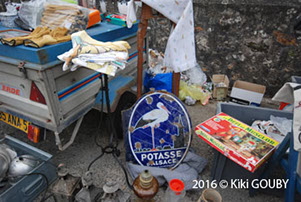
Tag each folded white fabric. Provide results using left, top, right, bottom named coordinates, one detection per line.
left=58, top=31, right=130, bottom=76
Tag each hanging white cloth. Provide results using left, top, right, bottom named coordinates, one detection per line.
left=127, top=0, right=197, bottom=73
left=126, top=0, right=137, bottom=28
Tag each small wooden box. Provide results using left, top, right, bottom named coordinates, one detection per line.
left=212, top=74, right=229, bottom=100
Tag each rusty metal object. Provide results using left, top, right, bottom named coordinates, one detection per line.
left=74, top=172, right=130, bottom=202
left=18, top=61, right=27, bottom=79
left=74, top=171, right=94, bottom=202
left=100, top=176, right=130, bottom=202
left=50, top=165, right=81, bottom=202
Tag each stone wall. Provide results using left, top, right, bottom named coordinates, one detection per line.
left=148, top=0, right=301, bottom=96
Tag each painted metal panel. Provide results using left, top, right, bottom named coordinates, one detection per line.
left=127, top=92, right=192, bottom=169
left=0, top=22, right=138, bottom=65
left=61, top=78, right=101, bottom=115
left=0, top=90, right=50, bottom=120
left=0, top=26, right=145, bottom=134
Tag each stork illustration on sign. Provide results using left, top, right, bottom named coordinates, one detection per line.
left=128, top=91, right=192, bottom=169
left=133, top=102, right=171, bottom=151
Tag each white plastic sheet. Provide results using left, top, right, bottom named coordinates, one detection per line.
left=273, top=82, right=301, bottom=151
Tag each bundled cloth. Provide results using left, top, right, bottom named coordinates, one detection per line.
left=58, top=31, right=131, bottom=76
left=0, top=26, right=71, bottom=48
left=41, top=3, right=89, bottom=34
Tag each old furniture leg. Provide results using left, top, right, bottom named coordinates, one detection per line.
left=172, top=72, right=180, bottom=97
left=137, top=4, right=152, bottom=99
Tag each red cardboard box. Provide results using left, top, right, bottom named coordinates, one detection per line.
left=195, top=113, right=279, bottom=172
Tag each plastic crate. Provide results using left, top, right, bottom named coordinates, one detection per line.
left=211, top=102, right=293, bottom=182
left=0, top=136, right=57, bottom=202
left=291, top=76, right=301, bottom=84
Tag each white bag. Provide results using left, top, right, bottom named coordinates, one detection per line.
left=19, top=0, right=46, bottom=28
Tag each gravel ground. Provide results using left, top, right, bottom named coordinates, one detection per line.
left=0, top=99, right=285, bottom=202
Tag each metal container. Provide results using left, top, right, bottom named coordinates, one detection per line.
left=50, top=165, right=81, bottom=202
left=0, top=144, right=16, bottom=182
left=8, top=155, right=39, bottom=183
left=0, top=136, right=57, bottom=202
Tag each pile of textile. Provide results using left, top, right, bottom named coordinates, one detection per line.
left=58, top=31, right=131, bottom=76
left=40, top=4, right=89, bottom=33
left=0, top=26, right=71, bottom=48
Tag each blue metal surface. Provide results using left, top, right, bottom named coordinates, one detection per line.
left=95, top=75, right=134, bottom=107
left=0, top=136, right=57, bottom=202
left=248, top=116, right=299, bottom=202
left=0, top=22, right=138, bottom=65
left=58, top=72, right=102, bottom=102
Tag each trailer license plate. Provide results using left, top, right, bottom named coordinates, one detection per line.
left=0, top=111, right=29, bottom=133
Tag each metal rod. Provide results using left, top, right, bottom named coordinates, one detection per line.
left=55, top=116, right=84, bottom=151
left=104, top=74, right=117, bottom=146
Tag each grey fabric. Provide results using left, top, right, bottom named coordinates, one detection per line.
left=127, top=151, right=207, bottom=190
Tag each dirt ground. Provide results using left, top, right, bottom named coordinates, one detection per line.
left=0, top=99, right=285, bottom=202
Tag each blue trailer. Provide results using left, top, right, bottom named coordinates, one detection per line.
left=0, top=22, right=147, bottom=150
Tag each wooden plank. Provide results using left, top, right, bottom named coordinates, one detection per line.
left=137, top=4, right=152, bottom=99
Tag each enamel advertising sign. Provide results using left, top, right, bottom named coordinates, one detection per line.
left=128, top=92, right=192, bottom=169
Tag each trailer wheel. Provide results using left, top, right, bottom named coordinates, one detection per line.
left=113, top=91, right=137, bottom=139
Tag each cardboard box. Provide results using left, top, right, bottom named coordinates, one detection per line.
left=195, top=112, right=278, bottom=172
left=212, top=74, right=229, bottom=100
left=230, top=80, right=266, bottom=106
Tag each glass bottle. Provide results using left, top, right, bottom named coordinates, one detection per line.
left=133, top=170, right=159, bottom=201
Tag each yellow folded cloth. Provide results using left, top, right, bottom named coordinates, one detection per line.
left=24, top=27, right=71, bottom=48
left=1, top=26, right=70, bottom=48
left=1, top=27, right=50, bottom=46
left=72, top=31, right=131, bottom=52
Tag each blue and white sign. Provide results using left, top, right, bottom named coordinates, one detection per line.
left=128, top=91, right=192, bottom=169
